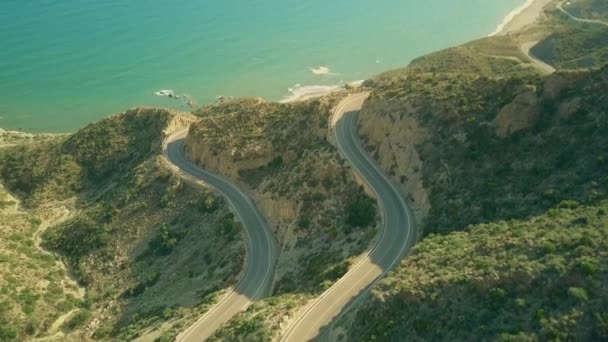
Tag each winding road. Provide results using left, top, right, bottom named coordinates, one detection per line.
left=521, top=40, right=556, bottom=74
left=165, top=93, right=415, bottom=341
left=281, top=93, right=417, bottom=341
left=519, top=0, right=608, bottom=76
left=163, top=130, right=277, bottom=342
left=558, top=1, right=608, bottom=27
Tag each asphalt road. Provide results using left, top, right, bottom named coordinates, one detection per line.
left=281, top=94, right=417, bottom=341
left=164, top=130, right=277, bottom=342
left=520, top=41, right=556, bottom=74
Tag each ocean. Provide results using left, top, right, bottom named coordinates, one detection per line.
left=0, top=0, right=524, bottom=132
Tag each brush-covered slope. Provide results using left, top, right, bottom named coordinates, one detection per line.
left=350, top=199, right=608, bottom=341
left=0, top=108, right=244, bottom=341
left=362, top=64, right=608, bottom=235
left=0, top=184, right=83, bottom=342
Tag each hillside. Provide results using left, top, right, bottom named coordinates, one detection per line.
left=362, top=66, right=607, bottom=235
left=333, top=1, right=608, bottom=339
left=0, top=108, right=244, bottom=341
left=375, top=0, right=608, bottom=83
left=564, top=0, right=608, bottom=21
left=184, top=95, right=379, bottom=340
left=530, top=3, right=608, bottom=70
left=343, top=69, right=608, bottom=340
left=349, top=199, right=608, bottom=341
left=0, top=183, right=83, bottom=341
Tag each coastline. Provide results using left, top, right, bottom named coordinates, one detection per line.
left=491, top=0, right=556, bottom=36
left=2, top=2, right=557, bottom=130
left=285, top=0, right=557, bottom=104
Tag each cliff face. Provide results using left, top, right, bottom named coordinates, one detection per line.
left=184, top=97, right=327, bottom=230
left=185, top=98, right=326, bottom=179
left=356, top=62, right=608, bottom=237
left=358, top=97, right=430, bottom=224
left=185, top=135, right=273, bottom=179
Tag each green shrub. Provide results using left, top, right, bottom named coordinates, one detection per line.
left=297, top=216, right=311, bottom=230
left=543, top=242, right=557, bottom=253
left=568, top=287, right=589, bottom=302
left=192, top=193, right=219, bottom=213
left=64, top=309, right=91, bottom=330
left=346, top=194, right=377, bottom=228
left=43, top=214, right=110, bottom=261
left=148, top=224, right=183, bottom=256
left=489, top=287, right=507, bottom=308
left=0, top=325, right=17, bottom=341
left=16, top=288, right=39, bottom=316
left=559, top=200, right=580, bottom=209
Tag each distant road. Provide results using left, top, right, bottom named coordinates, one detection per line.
left=164, top=130, right=277, bottom=342
left=518, top=0, right=608, bottom=76
left=558, top=1, right=608, bottom=27
left=281, top=93, right=417, bottom=341
left=520, top=41, right=556, bottom=74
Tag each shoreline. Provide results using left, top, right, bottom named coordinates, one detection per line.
left=491, top=0, right=556, bottom=36
left=284, top=1, right=557, bottom=104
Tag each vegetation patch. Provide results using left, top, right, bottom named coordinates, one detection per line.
left=0, top=109, right=245, bottom=341
left=349, top=200, right=608, bottom=341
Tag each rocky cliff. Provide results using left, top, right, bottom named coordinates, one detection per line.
left=358, top=96, right=430, bottom=225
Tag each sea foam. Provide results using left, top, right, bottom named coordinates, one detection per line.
left=310, top=66, right=331, bottom=75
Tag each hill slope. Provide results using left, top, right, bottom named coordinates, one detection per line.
left=0, top=108, right=244, bottom=341
left=350, top=199, right=608, bottom=341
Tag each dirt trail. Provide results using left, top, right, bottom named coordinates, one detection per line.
left=1, top=186, right=85, bottom=340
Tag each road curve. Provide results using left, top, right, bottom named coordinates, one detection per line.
left=281, top=94, right=418, bottom=342
left=558, top=1, right=608, bottom=27
left=520, top=41, right=556, bottom=74
left=163, top=130, right=277, bottom=342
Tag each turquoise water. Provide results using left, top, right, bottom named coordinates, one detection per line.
left=0, top=0, right=523, bottom=132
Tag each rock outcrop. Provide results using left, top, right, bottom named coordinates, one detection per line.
left=494, top=87, right=540, bottom=137
left=358, top=96, right=431, bottom=224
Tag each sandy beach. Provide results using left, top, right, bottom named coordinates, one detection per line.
left=491, top=0, right=556, bottom=36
